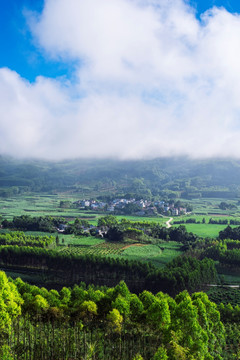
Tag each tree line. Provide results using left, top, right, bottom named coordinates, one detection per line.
left=0, top=245, right=217, bottom=296
left=0, top=231, right=55, bottom=248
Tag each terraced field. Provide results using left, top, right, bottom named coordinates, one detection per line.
left=57, top=241, right=136, bottom=256
left=57, top=240, right=183, bottom=267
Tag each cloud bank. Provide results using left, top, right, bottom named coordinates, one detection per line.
left=1, top=0, right=240, bottom=159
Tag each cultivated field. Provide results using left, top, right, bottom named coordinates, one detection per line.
left=56, top=239, right=182, bottom=268
left=181, top=197, right=240, bottom=216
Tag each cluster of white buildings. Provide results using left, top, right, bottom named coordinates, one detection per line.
left=155, top=201, right=187, bottom=216
left=73, top=198, right=187, bottom=216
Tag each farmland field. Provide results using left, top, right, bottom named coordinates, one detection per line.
left=57, top=240, right=183, bottom=268
left=57, top=241, right=128, bottom=256
left=180, top=197, right=240, bottom=216
left=207, top=286, right=240, bottom=306
left=0, top=194, right=82, bottom=219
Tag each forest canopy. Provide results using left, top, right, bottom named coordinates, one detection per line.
left=0, top=272, right=227, bottom=360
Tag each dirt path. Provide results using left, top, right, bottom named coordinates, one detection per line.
left=121, top=243, right=145, bottom=250
left=166, top=217, right=173, bottom=228
left=207, top=284, right=239, bottom=288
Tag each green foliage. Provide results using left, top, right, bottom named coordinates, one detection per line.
left=0, top=156, right=240, bottom=200
left=122, top=202, right=142, bottom=214
left=64, top=218, right=91, bottom=235
left=2, top=215, right=63, bottom=233
left=0, top=273, right=228, bottom=359
left=154, top=346, right=168, bottom=359
left=106, top=308, right=123, bottom=333
left=59, top=200, right=72, bottom=208
left=219, top=225, right=240, bottom=240
left=60, top=287, right=71, bottom=305
left=107, top=225, right=124, bottom=242
left=112, top=295, right=130, bottom=318
left=98, top=215, right=118, bottom=227
left=79, top=300, right=97, bottom=320
left=201, top=235, right=240, bottom=268
left=132, top=354, right=144, bottom=360
left=0, top=245, right=217, bottom=295
left=219, top=202, right=237, bottom=210
left=146, top=297, right=171, bottom=331
left=0, top=271, right=23, bottom=343
left=129, top=294, right=144, bottom=321
left=33, top=294, right=49, bottom=315
left=0, top=231, right=55, bottom=248
left=0, top=345, right=14, bottom=360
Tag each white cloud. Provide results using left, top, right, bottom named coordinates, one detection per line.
left=1, top=0, right=240, bottom=159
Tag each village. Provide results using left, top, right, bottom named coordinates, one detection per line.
left=73, top=198, right=188, bottom=216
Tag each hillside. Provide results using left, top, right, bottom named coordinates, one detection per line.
left=1, top=156, right=240, bottom=200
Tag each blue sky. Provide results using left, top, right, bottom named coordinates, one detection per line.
left=0, top=0, right=77, bottom=81
left=1, top=0, right=240, bottom=159
left=191, top=0, right=240, bottom=14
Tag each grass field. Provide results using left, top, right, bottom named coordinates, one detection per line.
left=172, top=214, right=240, bottom=237
left=182, top=223, right=230, bottom=238
left=119, top=241, right=182, bottom=267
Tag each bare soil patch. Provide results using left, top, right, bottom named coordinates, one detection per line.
left=122, top=243, right=145, bottom=250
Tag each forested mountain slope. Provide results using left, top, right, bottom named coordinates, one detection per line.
left=1, top=155, right=240, bottom=199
